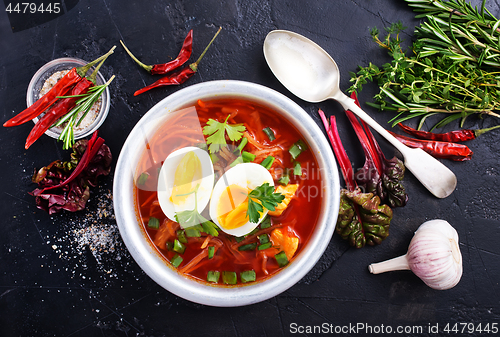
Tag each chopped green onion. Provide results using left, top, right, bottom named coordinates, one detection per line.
left=137, top=172, right=149, bottom=185
left=176, top=230, right=188, bottom=244
left=210, top=153, right=220, bottom=164
left=260, top=156, right=275, bottom=170
left=201, top=221, right=220, bottom=237
left=242, top=151, right=256, bottom=163
left=234, top=236, right=246, bottom=243
left=173, top=239, right=186, bottom=254
left=237, top=137, right=248, bottom=152
left=238, top=243, right=257, bottom=251
left=240, top=270, right=256, bottom=283
left=263, top=127, right=276, bottom=141
left=147, top=217, right=160, bottom=229
left=289, top=140, right=307, bottom=160
left=260, top=215, right=272, bottom=229
left=278, top=171, right=290, bottom=185
left=258, top=242, right=272, bottom=250
left=185, top=226, right=202, bottom=237
left=248, top=227, right=260, bottom=236
left=170, top=254, right=183, bottom=268
left=229, top=156, right=243, bottom=167
left=275, top=251, right=289, bottom=267
left=207, top=270, right=220, bottom=283
left=293, top=161, right=302, bottom=176
left=208, top=246, right=215, bottom=259
left=166, top=241, right=174, bottom=251
left=258, top=234, right=269, bottom=244
left=222, top=271, right=237, bottom=285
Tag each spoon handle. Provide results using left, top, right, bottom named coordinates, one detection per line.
left=333, top=93, right=457, bottom=198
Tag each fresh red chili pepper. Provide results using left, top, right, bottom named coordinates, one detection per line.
left=388, top=130, right=473, bottom=161
left=4, top=47, right=115, bottom=128
left=133, top=27, right=221, bottom=96
left=121, top=30, right=193, bottom=75
left=24, top=53, right=111, bottom=149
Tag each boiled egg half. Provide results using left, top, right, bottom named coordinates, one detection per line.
left=209, top=162, right=274, bottom=237
left=157, top=146, right=214, bottom=222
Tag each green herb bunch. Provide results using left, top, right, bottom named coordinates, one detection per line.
left=349, top=0, right=500, bottom=130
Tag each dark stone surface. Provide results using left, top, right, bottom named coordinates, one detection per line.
left=1, top=0, right=499, bottom=336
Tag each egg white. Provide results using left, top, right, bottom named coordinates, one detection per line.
left=209, top=162, right=274, bottom=237
left=157, top=146, right=214, bottom=222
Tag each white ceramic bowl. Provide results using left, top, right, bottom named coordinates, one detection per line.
left=26, top=57, right=110, bottom=140
left=113, top=80, right=340, bottom=307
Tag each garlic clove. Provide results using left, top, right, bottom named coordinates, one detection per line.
left=368, top=219, right=462, bottom=290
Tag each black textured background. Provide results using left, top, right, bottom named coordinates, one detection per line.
left=1, top=0, right=499, bottom=336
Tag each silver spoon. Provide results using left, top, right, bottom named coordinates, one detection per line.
left=263, top=30, right=456, bottom=198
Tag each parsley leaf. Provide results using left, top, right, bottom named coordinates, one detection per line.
left=246, top=183, right=285, bottom=223
left=203, top=116, right=246, bottom=153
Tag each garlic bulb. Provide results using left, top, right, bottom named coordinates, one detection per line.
left=368, top=219, right=462, bottom=290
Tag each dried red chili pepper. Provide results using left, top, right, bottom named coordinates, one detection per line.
left=397, top=123, right=475, bottom=142
left=4, top=47, right=115, bottom=127
left=121, top=30, right=193, bottom=75
left=134, top=27, right=221, bottom=96
left=388, top=130, right=473, bottom=161
left=24, top=53, right=110, bottom=149
left=398, top=123, right=500, bottom=143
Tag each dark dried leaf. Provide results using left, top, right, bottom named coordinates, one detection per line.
left=30, top=138, right=111, bottom=214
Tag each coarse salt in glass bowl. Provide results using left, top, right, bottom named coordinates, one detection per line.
left=26, top=57, right=110, bottom=140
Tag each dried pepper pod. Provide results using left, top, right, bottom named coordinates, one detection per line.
left=388, top=130, right=473, bottom=161
left=133, top=27, right=221, bottom=96
left=120, top=30, right=193, bottom=75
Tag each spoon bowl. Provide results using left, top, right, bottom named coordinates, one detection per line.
left=264, top=30, right=457, bottom=198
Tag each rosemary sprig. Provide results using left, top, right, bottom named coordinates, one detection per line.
left=348, top=0, right=500, bottom=129
left=408, top=0, right=500, bottom=67
left=55, top=75, right=115, bottom=149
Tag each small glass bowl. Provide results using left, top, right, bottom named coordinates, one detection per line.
left=26, top=57, right=110, bottom=140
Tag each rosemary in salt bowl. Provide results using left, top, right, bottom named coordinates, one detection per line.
left=24, top=51, right=113, bottom=149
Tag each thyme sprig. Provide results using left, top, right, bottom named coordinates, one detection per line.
left=55, top=75, right=115, bottom=149
left=349, top=0, right=500, bottom=129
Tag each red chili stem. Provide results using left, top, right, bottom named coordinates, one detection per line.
left=120, top=30, right=193, bottom=75
left=133, top=27, right=222, bottom=96
left=4, top=47, right=115, bottom=127
left=36, top=131, right=104, bottom=194
left=388, top=130, right=473, bottom=161
left=318, top=109, right=355, bottom=191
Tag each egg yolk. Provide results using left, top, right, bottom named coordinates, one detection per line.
left=170, top=151, right=202, bottom=205
left=217, top=184, right=252, bottom=230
